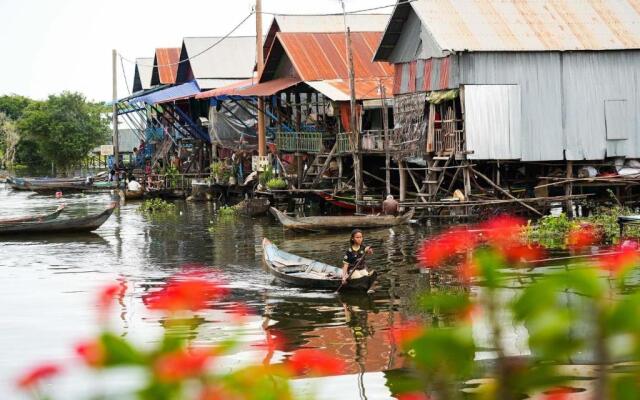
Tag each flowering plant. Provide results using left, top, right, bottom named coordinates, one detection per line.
left=17, top=268, right=345, bottom=400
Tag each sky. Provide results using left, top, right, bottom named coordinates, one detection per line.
left=0, top=0, right=394, bottom=102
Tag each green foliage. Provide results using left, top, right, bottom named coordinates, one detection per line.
left=139, top=198, right=176, bottom=218
left=266, top=177, right=287, bottom=190
left=15, top=139, right=47, bottom=170
left=0, top=112, right=19, bottom=167
left=259, top=165, right=275, bottom=186
left=218, top=205, right=237, bottom=217
left=0, top=94, right=33, bottom=120
left=165, top=165, right=179, bottom=188
left=18, top=92, right=109, bottom=173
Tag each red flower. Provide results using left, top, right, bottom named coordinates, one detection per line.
left=154, top=348, right=212, bottom=382
left=200, top=385, right=242, bottom=400
left=75, top=340, right=105, bottom=368
left=566, top=224, right=599, bottom=249
left=389, top=321, right=425, bottom=346
left=143, top=272, right=227, bottom=312
left=16, top=363, right=62, bottom=389
left=503, top=244, right=545, bottom=265
left=287, top=349, right=346, bottom=376
left=480, top=215, right=525, bottom=244
left=397, top=392, right=431, bottom=400
left=598, top=247, right=639, bottom=277
left=543, top=386, right=572, bottom=400
left=97, top=280, right=127, bottom=314
left=417, top=228, right=478, bottom=267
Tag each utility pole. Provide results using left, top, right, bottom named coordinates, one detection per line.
left=112, top=49, right=120, bottom=185
left=256, top=0, right=266, bottom=159
left=380, top=80, right=391, bottom=197
left=341, top=1, right=363, bottom=214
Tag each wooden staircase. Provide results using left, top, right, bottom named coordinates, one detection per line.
left=301, top=142, right=338, bottom=188
left=423, top=153, right=454, bottom=200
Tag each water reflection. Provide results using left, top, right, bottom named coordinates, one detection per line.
left=0, top=182, right=596, bottom=399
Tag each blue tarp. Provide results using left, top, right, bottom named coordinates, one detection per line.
left=129, top=81, right=200, bottom=105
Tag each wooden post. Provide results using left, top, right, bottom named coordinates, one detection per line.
left=565, top=161, right=574, bottom=218
left=381, top=80, right=391, bottom=197
left=463, top=162, right=471, bottom=200
left=296, top=153, right=303, bottom=189
left=256, top=0, right=266, bottom=158
left=112, top=49, right=120, bottom=185
left=399, top=160, right=407, bottom=212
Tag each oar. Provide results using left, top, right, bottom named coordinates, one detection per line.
left=335, top=252, right=367, bottom=294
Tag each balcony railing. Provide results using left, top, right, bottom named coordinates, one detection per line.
left=434, top=128, right=465, bottom=155
left=276, top=132, right=324, bottom=153
left=337, top=130, right=388, bottom=155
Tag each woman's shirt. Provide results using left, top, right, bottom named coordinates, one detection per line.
left=343, top=245, right=366, bottom=270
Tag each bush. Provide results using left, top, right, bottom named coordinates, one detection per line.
left=266, top=177, right=287, bottom=190
left=138, top=198, right=176, bottom=218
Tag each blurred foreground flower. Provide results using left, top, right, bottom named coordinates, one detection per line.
left=287, top=349, right=346, bottom=376
left=143, top=270, right=227, bottom=312
left=17, top=363, right=62, bottom=390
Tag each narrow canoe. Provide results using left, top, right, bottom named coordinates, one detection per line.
left=8, top=177, right=93, bottom=192
left=125, top=189, right=144, bottom=200
left=269, top=207, right=414, bottom=231
left=262, top=238, right=374, bottom=291
left=0, top=202, right=116, bottom=235
left=0, top=204, right=65, bottom=224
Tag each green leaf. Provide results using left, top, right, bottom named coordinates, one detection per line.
left=100, top=332, right=146, bottom=366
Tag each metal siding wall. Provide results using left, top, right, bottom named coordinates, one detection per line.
left=465, top=85, right=521, bottom=160
left=459, top=52, right=564, bottom=161
left=562, top=51, right=640, bottom=160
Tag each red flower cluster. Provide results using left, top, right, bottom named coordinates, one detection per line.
left=75, top=340, right=105, bottom=368
left=417, top=215, right=529, bottom=270
left=397, top=392, right=431, bottom=400
left=388, top=321, right=425, bottom=347
left=597, top=246, right=640, bottom=277
left=286, top=349, right=346, bottom=376
left=16, top=363, right=62, bottom=389
left=143, top=271, right=227, bottom=312
left=154, top=348, right=212, bottom=383
left=543, top=386, right=572, bottom=400
left=97, top=279, right=127, bottom=315
left=417, top=228, right=478, bottom=267
left=566, top=224, right=599, bottom=249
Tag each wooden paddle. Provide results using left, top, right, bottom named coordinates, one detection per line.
left=335, top=251, right=367, bottom=293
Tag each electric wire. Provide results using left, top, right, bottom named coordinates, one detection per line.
left=117, top=1, right=411, bottom=69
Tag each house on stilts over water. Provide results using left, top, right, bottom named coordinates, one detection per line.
left=374, top=0, right=640, bottom=219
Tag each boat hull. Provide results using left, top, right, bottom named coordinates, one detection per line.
left=0, top=203, right=116, bottom=235
left=262, top=238, right=374, bottom=291
left=269, top=207, right=414, bottom=231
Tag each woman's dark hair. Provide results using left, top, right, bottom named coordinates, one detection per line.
left=350, top=229, right=363, bottom=245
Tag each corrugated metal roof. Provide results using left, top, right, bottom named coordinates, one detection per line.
left=377, top=0, right=640, bottom=58
left=152, top=48, right=180, bottom=85
left=305, top=78, right=394, bottom=101
left=132, top=57, right=154, bottom=92
left=235, top=77, right=302, bottom=97
left=129, top=81, right=200, bottom=105
left=274, top=14, right=390, bottom=33
left=176, top=37, right=256, bottom=89
left=272, top=32, right=393, bottom=81
left=195, top=79, right=257, bottom=99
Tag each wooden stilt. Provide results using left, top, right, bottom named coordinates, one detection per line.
left=399, top=160, right=407, bottom=212
left=565, top=161, right=574, bottom=218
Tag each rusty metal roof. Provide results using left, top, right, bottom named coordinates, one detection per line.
left=306, top=78, right=394, bottom=101
left=151, top=48, right=180, bottom=85
left=263, top=32, right=393, bottom=82
left=377, top=0, right=640, bottom=59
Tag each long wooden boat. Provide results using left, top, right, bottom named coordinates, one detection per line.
left=8, top=176, right=93, bottom=192
left=314, top=191, right=381, bottom=213
left=269, top=207, right=414, bottom=231
left=262, top=238, right=374, bottom=290
left=0, top=202, right=116, bottom=235
left=0, top=204, right=65, bottom=224
left=233, top=198, right=270, bottom=216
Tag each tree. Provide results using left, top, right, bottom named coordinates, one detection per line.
left=0, top=94, right=33, bottom=120
left=0, top=112, right=20, bottom=167
left=18, top=92, right=109, bottom=175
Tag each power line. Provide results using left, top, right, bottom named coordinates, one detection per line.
left=119, top=11, right=255, bottom=68
left=117, top=1, right=410, bottom=69
left=120, top=56, right=131, bottom=95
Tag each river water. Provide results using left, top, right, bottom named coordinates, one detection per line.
left=1, top=184, right=448, bottom=399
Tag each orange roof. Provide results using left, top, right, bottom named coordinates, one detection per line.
left=154, top=48, right=181, bottom=85
left=262, top=32, right=393, bottom=83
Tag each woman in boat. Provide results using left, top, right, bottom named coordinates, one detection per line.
left=342, top=229, right=377, bottom=294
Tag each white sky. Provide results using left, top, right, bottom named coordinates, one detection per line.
left=0, top=0, right=393, bottom=102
